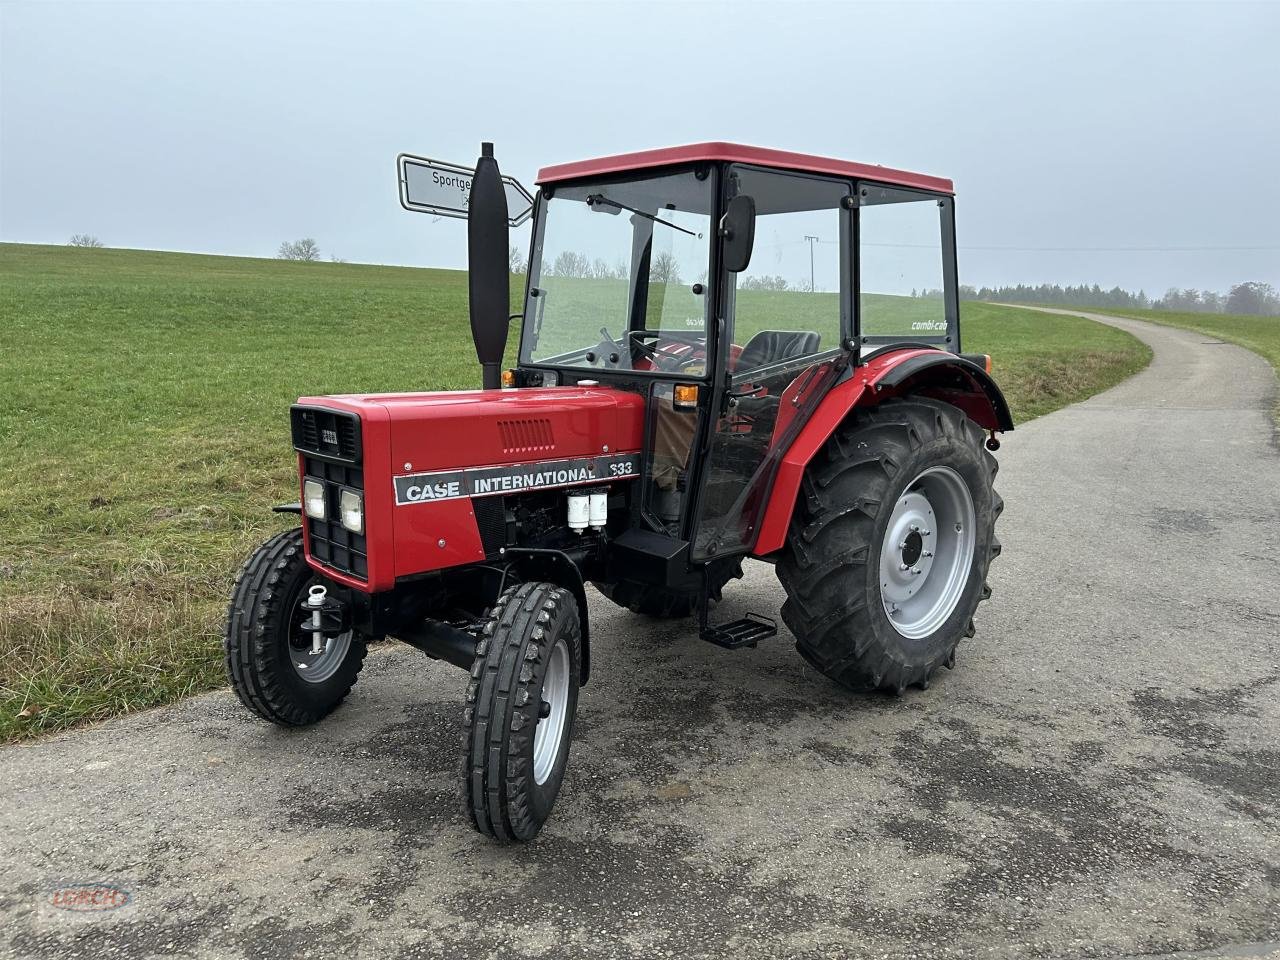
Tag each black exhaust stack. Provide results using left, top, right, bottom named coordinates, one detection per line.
left=467, top=142, right=510, bottom=390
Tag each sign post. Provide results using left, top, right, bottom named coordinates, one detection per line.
left=397, top=154, right=534, bottom=227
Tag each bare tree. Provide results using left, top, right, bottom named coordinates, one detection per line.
left=550, top=250, right=591, bottom=278
left=278, top=238, right=321, bottom=261
left=329, top=255, right=347, bottom=264
left=740, top=275, right=789, bottom=291
left=650, top=250, right=681, bottom=285
left=68, top=234, right=104, bottom=248
left=508, top=244, right=526, bottom=275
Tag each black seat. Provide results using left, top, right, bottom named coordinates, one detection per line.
left=737, top=329, right=821, bottom=371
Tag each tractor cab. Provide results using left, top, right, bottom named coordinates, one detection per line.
left=514, top=143, right=967, bottom=563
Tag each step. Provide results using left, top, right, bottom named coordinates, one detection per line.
left=700, top=612, right=777, bottom=650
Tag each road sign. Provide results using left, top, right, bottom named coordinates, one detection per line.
left=397, top=154, right=534, bottom=227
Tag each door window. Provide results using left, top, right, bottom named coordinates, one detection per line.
left=692, top=167, right=851, bottom=560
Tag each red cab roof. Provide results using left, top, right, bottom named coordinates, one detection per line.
left=536, top=142, right=953, bottom=194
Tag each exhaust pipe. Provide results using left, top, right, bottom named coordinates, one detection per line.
left=467, top=142, right=510, bottom=391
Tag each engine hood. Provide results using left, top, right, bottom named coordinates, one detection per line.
left=296, top=386, right=646, bottom=473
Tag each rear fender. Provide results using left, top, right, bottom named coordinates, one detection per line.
left=873, top=353, right=1014, bottom=433
left=751, top=349, right=1013, bottom=557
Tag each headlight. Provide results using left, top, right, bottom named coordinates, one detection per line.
left=303, top=479, right=326, bottom=520
left=339, top=488, right=364, bottom=534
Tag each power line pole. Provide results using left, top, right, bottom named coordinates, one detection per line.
left=803, top=236, right=819, bottom=292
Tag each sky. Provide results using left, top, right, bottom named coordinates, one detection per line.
left=2, top=0, right=1278, bottom=296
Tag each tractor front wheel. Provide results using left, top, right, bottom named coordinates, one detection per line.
left=463, top=581, right=582, bottom=842
left=776, top=398, right=1001, bottom=693
left=224, top=529, right=368, bottom=725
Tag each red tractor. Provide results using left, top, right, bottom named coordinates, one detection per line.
left=225, top=142, right=1010, bottom=841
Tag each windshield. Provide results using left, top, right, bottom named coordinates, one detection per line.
left=522, top=170, right=713, bottom=374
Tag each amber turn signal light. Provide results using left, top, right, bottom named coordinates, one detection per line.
left=673, top=384, right=699, bottom=409
left=501, top=369, right=516, bottom=387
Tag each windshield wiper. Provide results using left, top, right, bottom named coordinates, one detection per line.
left=586, top=195, right=702, bottom=238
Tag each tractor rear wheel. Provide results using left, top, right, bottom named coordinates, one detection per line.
left=594, top=558, right=743, bottom=619
left=224, top=528, right=368, bottom=725
left=776, top=398, right=1001, bottom=693
left=463, top=581, right=582, bottom=842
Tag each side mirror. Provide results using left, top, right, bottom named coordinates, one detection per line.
left=720, top=195, right=756, bottom=273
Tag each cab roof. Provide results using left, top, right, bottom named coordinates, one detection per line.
left=535, top=142, right=953, bottom=195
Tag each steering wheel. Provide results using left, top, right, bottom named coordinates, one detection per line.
left=640, top=331, right=710, bottom=374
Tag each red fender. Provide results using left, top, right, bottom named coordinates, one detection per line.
left=751, top=349, right=1012, bottom=557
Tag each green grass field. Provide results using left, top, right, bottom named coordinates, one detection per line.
left=531, top=274, right=946, bottom=360
left=1055, top=305, right=1280, bottom=419
left=0, top=243, right=1150, bottom=740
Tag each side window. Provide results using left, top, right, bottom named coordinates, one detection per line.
left=859, top=186, right=948, bottom=340
left=726, top=167, right=848, bottom=374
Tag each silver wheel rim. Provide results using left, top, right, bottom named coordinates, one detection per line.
left=290, top=625, right=352, bottom=684
left=533, top=638, right=570, bottom=786
left=879, top=465, right=976, bottom=640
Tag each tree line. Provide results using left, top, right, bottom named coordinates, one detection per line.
left=527, top=248, right=685, bottom=285
left=959, top=281, right=1280, bottom=316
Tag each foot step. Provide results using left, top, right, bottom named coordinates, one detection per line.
left=700, top=613, right=777, bottom=650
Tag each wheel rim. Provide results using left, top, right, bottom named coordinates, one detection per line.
left=288, top=583, right=352, bottom=684
left=879, top=465, right=976, bottom=640
left=533, top=638, right=570, bottom=786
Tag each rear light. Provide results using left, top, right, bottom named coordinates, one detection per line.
left=303, top=479, right=326, bottom=520
left=673, top=384, right=699, bottom=409
left=501, top=369, right=516, bottom=387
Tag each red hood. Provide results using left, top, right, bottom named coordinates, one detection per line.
left=296, top=386, right=646, bottom=473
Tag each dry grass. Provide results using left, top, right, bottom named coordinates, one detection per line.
left=2, top=592, right=225, bottom=735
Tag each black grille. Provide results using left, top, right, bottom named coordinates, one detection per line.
left=474, top=497, right=509, bottom=554
left=304, top=456, right=368, bottom=581
left=291, top=406, right=361, bottom=462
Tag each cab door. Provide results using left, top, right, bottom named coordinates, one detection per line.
left=691, top=165, right=853, bottom=560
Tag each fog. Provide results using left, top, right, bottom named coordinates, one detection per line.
left=2, top=1, right=1277, bottom=296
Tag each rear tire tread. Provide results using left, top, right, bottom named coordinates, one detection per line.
left=777, top=398, right=1001, bottom=692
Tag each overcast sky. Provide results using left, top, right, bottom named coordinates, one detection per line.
left=2, top=0, right=1277, bottom=295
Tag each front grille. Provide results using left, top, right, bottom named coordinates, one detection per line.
left=304, top=456, right=368, bottom=581
left=498, top=418, right=555, bottom=454
left=292, top=406, right=361, bottom=462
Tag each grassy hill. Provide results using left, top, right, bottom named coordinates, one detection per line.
left=0, top=243, right=1150, bottom=739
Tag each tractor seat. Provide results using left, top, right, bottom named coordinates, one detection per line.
left=737, top=329, right=821, bottom=371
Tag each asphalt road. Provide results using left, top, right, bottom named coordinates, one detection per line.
left=4, top=312, right=1278, bottom=960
